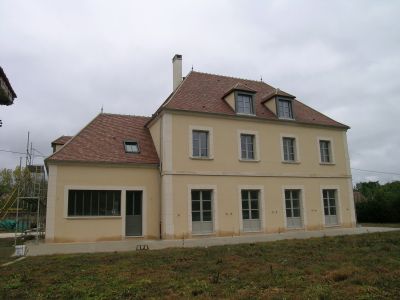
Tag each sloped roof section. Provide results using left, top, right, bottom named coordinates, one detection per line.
left=261, top=88, right=295, bottom=103
left=0, top=66, right=17, bottom=98
left=47, top=114, right=159, bottom=165
left=51, top=135, right=72, bottom=146
left=164, top=71, right=348, bottom=128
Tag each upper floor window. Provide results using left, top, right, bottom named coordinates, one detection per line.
left=236, top=93, right=254, bottom=115
left=192, top=130, right=209, bottom=158
left=124, top=141, right=139, bottom=153
left=277, top=99, right=293, bottom=119
left=240, top=134, right=255, bottom=160
left=282, top=137, right=296, bottom=162
left=319, top=140, right=332, bottom=163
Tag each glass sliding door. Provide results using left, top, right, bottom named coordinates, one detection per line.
left=191, top=190, right=213, bottom=234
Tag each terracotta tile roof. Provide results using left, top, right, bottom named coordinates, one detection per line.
left=51, top=135, right=72, bottom=146
left=163, top=71, right=348, bottom=128
left=47, top=114, right=159, bottom=165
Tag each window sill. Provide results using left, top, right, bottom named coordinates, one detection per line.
left=65, top=216, right=121, bottom=220
left=236, top=112, right=256, bottom=117
left=190, top=156, right=214, bottom=160
left=191, top=232, right=215, bottom=237
left=319, top=162, right=336, bottom=166
left=278, top=117, right=295, bottom=121
left=324, top=224, right=341, bottom=228
left=282, top=161, right=301, bottom=164
left=239, top=159, right=260, bottom=163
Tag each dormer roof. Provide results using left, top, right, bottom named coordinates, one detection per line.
left=261, top=88, right=295, bottom=103
left=222, top=82, right=257, bottom=98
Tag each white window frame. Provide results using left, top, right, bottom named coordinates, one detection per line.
left=237, top=129, right=260, bottom=162
left=189, top=126, right=214, bottom=160
left=281, top=185, right=307, bottom=229
left=280, top=134, right=301, bottom=163
left=187, top=184, right=218, bottom=235
left=238, top=185, right=265, bottom=233
left=277, top=98, right=294, bottom=120
left=320, top=185, right=342, bottom=227
left=63, top=185, right=147, bottom=238
left=317, top=137, right=335, bottom=165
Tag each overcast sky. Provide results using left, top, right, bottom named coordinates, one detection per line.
left=1, top=0, right=399, bottom=184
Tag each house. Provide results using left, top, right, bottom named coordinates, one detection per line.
left=0, top=66, right=17, bottom=106
left=45, top=55, right=356, bottom=242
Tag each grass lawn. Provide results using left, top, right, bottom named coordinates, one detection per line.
left=0, top=238, right=15, bottom=265
left=360, top=223, right=400, bottom=228
left=1, top=231, right=400, bottom=299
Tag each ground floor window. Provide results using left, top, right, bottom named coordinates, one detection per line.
left=323, top=189, right=338, bottom=225
left=241, top=190, right=261, bottom=232
left=285, top=189, right=303, bottom=228
left=67, top=190, right=121, bottom=216
left=191, top=190, right=213, bottom=234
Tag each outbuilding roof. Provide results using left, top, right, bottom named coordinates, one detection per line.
left=46, top=114, right=159, bottom=165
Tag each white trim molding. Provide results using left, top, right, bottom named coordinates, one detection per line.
left=187, top=184, right=218, bottom=235
left=281, top=185, right=307, bottom=229
left=237, top=185, right=265, bottom=233
left=45, top=165, right=58, bottom=240
left=237, top=129, right=261, bottom=162
left=319, top=185, right=342, bottom=227
left=280, top=133, right=301, bottom=163
left=188, top=125, right=214, bottom=160
left=317, top=136, right=336, bottom=165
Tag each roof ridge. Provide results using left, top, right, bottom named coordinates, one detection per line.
left=192, top=71, right=275, bottom=88
left=101, top=112, right=151, bottom=119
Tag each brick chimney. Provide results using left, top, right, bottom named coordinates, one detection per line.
left=172, top=54, right=182, bottom=91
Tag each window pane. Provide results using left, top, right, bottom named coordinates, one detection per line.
left=202, top=201, right=211, bottom=211
left=323, top=198, right=328, bottom=207
left=83, top=191, right=91, bottom=215
left=285, top=190, right=291, bottom=200
left=330, top=207, right=336, bottom=215
left=241, top=190, right=249, bottom=200
left=292, top=199, right=300, bottom=209
left=192, top=212, right=200, bottom=221
left=76, top=191, right=83, bottom=216
left=237, top=94, right=253, bottom=114
left=242, top=200, right=249, bottom=209
left=99, top=192, right=106, bottom=215
left=92, top=191, right=99, bottom=216
left=286, top=208, right=292, bottom=218
left=191, top=190, right=200, bottom=201
left=250, top=190, right=258, bottom=200
left=133, top=192, right=142, bottom=215
left=324, top=208, right=329, bottom=215
left=202, top=190, right=212, bottom=201
left=285, top=199, right=292, bottom=209
left=192, top=200, right=200, bottom=211
left=251, top=200, right=259, bottom=210
left=293, top=209, right=301, bottom=217
left=125, top=142, right=139, bottom=153
left=251, top=210, right=259, bottom=219
left=68, top=190, right=75, bottom=216
left=242, top=210, right=250, bottom=219
left=203, top=211, right=212, bottom=221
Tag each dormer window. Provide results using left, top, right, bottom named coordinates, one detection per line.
left=277, top=99, right=293, bottom=119
left=236, top=93, right=254, bottom=115
left=124, top=141, right=139, bottom=153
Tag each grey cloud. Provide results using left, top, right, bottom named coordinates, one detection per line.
left=1, top=0, right=399, bottom=184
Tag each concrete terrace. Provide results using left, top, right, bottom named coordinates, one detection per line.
left=26, top=227, right=399, bottom=256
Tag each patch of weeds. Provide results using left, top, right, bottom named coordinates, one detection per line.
left=303, top=284, right=332, bottom=300
left=189, top=279, right=210, bottom=297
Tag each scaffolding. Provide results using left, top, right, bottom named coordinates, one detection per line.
left=0, top=132, right=47, bottom=255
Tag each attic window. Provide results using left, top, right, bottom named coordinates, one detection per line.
left=124, top=141, right=139, bottom=153
left=236, top=93, right=255, bottom=115
left=277, top=98, right=294, bottom=119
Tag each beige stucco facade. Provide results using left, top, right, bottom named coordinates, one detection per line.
left=152, top=110, right=355, bottom=239
left=45, top=163, right=160, bottom=242
left=46, top=109, right=355, bottom=242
